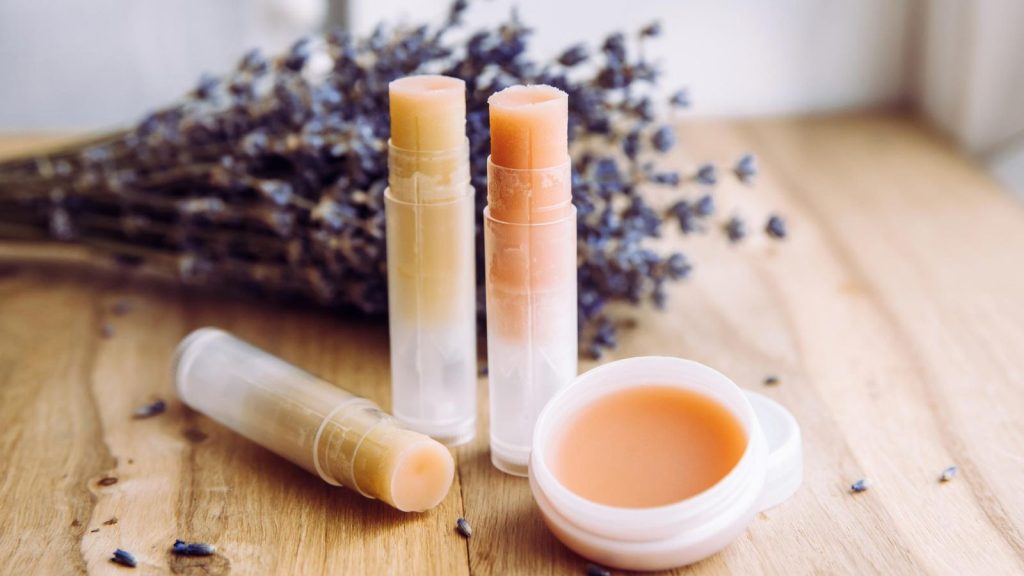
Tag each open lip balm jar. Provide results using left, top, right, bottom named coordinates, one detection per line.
left=529, top=357, right=802, bottom=571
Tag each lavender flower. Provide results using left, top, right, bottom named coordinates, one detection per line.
left=669, top=89, right=690, bottom=108
left=0, top=0, right=782, bottom=355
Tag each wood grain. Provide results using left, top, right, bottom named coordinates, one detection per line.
left=2, top=113, right=1023, bottom=575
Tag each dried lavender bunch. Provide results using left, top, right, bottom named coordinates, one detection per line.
left=0, top=0, right=776, bottom=355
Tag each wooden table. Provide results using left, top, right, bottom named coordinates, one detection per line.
left=2, top=113, right=1023, bottom=575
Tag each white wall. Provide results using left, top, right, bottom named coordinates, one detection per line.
left=351, top=0, right=915, bottom=117
left=0, top=0, right=915, bottom=131
left=0, top=0, right=324, bottom=131
left=914, top=1, right=1024, bottom=199
left=916, top=1, right=1024, bottom=152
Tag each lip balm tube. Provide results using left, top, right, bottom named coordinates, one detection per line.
left=173, top=328, right=455, bottom=513
left=385, top=75, right=477, bottom=446
left=485, top=85, right=578, bottom=476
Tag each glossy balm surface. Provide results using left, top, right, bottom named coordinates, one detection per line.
left=549, top=385, right=747, bottom=508
left=389, top=75, right=466, bottom=153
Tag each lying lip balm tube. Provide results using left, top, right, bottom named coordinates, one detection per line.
left=529, top=356, right=802, bottom=571
left=485, top=84, right=578, bottom=476
left=174, top=328, right=455, bottom=513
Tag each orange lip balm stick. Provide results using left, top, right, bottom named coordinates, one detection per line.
left=385, top=75, right=477, bottom=446
left=485, top=85, right=578, bottom=475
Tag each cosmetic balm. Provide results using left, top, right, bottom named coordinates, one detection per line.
left=174, top=328, right=455, bottom=513
left=485, top=85, right=578, bottom=476
left=386, top=75, right=477, bottom=446
left=530, top=357, right=802, bottom=570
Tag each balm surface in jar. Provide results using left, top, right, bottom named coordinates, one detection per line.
left=549, top=385, right=747, bottom=508
left=530, top=357, right=802, bottom=571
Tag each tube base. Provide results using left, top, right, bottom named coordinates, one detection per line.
left=490, top=436, right=532, bottom=477
left=484, top=207, right=578, bottom=476
left=385, top=187, right=477, bottom=448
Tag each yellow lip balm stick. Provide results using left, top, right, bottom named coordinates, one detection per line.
left=385, top=75, right=477, bottom=446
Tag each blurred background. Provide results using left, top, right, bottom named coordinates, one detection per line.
left=1, top=0, right=1022, bottom=198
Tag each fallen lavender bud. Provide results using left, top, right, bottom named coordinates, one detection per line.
left=765, top=214, right=787, bottom=239
left=172, top=540, right=216, bottom=556
left=133, top=399, right=166, bottom=419
left=651, top=170, right=680, bottom=186
left=735, top=153, right=758, bottom=183
left=725, top=216, right=747, bottom=243
left=585, top=562, right=612, bottom=576
left=455, top=517, right=472, bottom=538
left=850, top=479, right=869, bottom=493
left=111, top=549, right=137, bottom=568
left=694, top=194, right=715, bottom=217
left=695, top=163, right=717, bottom=186
left=939, top=465, right=957, bottom=483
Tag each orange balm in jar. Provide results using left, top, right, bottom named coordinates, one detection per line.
left=550, top=385, right=747, bottom=508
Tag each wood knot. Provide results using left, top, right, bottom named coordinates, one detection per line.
left=183, top=428, right=208, bottom=443
left=97, top=476, right=118, bottom=487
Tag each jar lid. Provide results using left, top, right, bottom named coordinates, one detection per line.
left=745, top=391, right=803, bottom=511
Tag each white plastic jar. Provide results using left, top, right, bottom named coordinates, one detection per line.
left=529, top=357, right=802, bottom=571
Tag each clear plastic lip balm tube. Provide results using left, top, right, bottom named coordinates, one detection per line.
left=385, top=75, right=477, bottom=446
left=174, top=328, right=456, bottom=513
left=485, top=85, right=578, bottom=475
